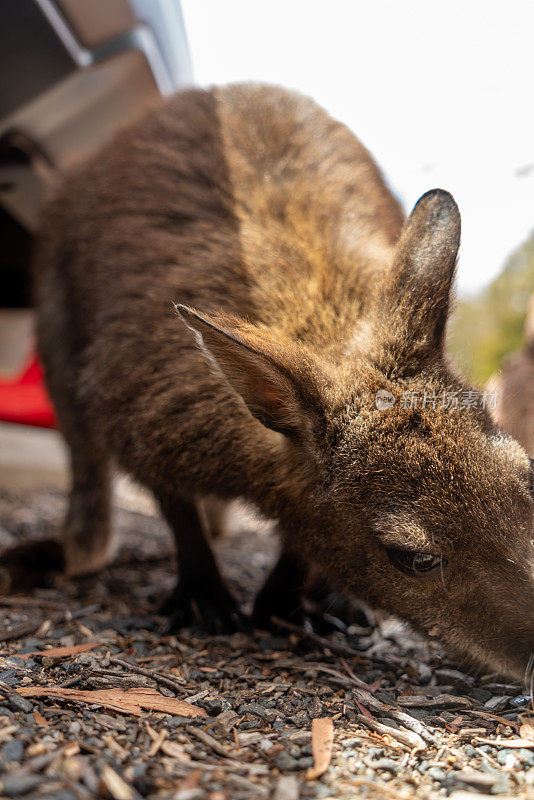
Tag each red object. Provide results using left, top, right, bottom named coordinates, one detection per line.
left=0, top=354, right=56, bottom=428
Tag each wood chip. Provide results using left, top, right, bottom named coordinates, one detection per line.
left=15, top=643, right=101, bottom=660
left=160, top=740, right=190, bottom=761
left=186, top=725, right=234, bottom=758
left=0, top=604, right=100, bottom=643
left=99, top=764, right=138, bottom=800
left=397, top=694, right=472, bottom=709
left=306, top=717, right=334, bottom=780
left=145, top=724, right=168, bottom=756
left=17, top=685, right=207, bottom=718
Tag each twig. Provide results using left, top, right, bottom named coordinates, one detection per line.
left=466, top=709, right=520, bottom=730
left=0, top=604, right=100, bottom=643
left=351, top=687, right=438, bottom=745
left=354, top=713, right=426, bottom=750
left=0, top=597, right=65, bottom=610
left=186, top=725, right=235, bottom=759
left=108, top=656, right=187, bottom=694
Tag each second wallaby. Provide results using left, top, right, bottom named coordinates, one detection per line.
left=15, top=84, right=534, bottom=680
left=489, top=294, right=534, bottom=457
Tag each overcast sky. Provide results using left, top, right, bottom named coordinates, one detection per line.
left=180, top=0, right=534, bottom=296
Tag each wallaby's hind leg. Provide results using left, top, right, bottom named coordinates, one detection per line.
left=158, top=495, right=248, bottom=634
left=62, top=436, right=113, bottom=577
left=196, top=496, right=231, bottom=539
left=0, top=416, right=112, bottom=590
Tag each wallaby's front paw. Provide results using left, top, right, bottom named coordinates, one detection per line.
left=0, top=539, right=64, bottom=593
left=160, top=582, right=249, bottom=635
left=252, top=597, right=347, bottom=635
left=252, top=584, right=367, bottom=636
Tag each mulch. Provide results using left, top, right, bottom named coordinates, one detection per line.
left=0, top=487, right=532, bottom=800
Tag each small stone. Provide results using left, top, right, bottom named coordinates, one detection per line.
left=239, top=702, right=267, bottom=720
left=375, top=690, right=395, bottom=704
left=484, top=695, right=512, bottom=712
left=166, top=716, right=195, bottom=728
left=0, top=670, right=20, bottom=687
left=490, top=777, right=512, bottom=795
left=341, top=737, right=362, bottom=748
left=449, top=794, right=495, bottom=800
left=517, top=749, right=534, bottom=767
left=449, top=769, right=499, bottom=791
left=7, top=695, right=33, bottom=714
left=367, top=748, right=383, bottom=758
left=272, top=776, right=299, bottom=800
left=18, top=638, right=41, bottom=652
left=0, top=774, right=42, bottom=796
left=1, top=739, right=24, bottom=762
left=373, top=758, right=398, bottom=773
left=496, top=750, right=516, bottom=767
left=427, top=767, right=447, bottom=782
left=238, top=719, right=259, bottom=730
left=470, top=689, right=493, bottom=703
left=199, top=695, right=224, bottom=716
left=509, top=694, right=532, bottom=708
left=308, top=696, right=323, bottom=718
left=213, top=709, right=239, bottom=734
left=274, top=752, right=302, bottom=772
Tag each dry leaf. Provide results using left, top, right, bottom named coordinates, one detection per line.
left=306, top=717, right=334, bottom=780
left=17, top=685, right=207, bottom=719
left=354, top=701, right=373, bottom=719
left=519, top=716, right=534, bottom=742
left=15, top=643, right=101, bottom=660
left=33, top=709, right=49, bottom=726
left=475, top=736, right=534, bottom=749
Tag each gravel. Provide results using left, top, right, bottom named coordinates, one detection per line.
left=0, top=486, right=533, bottom=799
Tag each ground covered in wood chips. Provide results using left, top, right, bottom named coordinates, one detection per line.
left=0, top=487, right=533, bottom=800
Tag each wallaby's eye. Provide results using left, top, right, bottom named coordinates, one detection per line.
left=386, top=548, right=443, bottom=577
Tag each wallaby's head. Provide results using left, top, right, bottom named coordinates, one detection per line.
left=178, top=189, right=534, bottom=681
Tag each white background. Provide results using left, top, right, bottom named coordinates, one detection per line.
left=181, top=0, right=534, bottom=295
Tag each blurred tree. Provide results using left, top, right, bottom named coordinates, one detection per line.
left=448, top=232, right=534, bottom=384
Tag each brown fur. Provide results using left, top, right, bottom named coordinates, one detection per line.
left=28, top=83, right=533, bottom=677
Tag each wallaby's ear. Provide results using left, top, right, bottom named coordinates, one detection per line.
left=385, top=189, right=460, bottom=361
left=176, top=305, right=325, bottom=440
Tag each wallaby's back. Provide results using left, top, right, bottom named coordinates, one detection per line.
left=35, top=83, right=402, bottom=497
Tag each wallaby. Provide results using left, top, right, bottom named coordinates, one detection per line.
left=488, top=294, right=534, bottom=456
left=7, top=84, right=534, bottom=679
